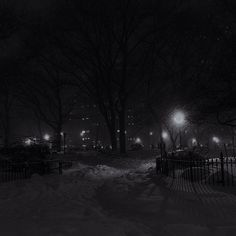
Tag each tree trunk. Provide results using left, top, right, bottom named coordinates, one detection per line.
left=110, top=108, right=118, bottom=151
left=108, top=125, right=117, bottom=151
left=3, top=105, right=10, bottom=148
left=54, top=126, right=62, bottom=152
left=3, top=122, right=10, bottom=148
left=99, top=104, right=117, bottom=152
left=36, top=117, right=43, bottom=140
left=118, top=108, right=126, bottom=154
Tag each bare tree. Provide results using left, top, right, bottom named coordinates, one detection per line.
left=0, top=74, right=16, bottom=147
left=0, top=3, right=20, bottom=147
left=48, top=0, right=178, bottom=153
left=19, top=58, right=78, bottom=151
left=146, top=0, right=225, bottom=147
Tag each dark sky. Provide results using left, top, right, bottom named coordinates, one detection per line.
left=0, top=0, right=60, bottom=67
left=1, top=0, right=235, bottom=141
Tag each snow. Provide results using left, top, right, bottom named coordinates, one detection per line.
left=0, top=160, right=153, bottom=236
left=1, top=156, right=236, bottom=235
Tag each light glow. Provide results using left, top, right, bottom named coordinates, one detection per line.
left=43, top=134, right=50, bottom=141
left=192, top=138, right=197, bottom=145
left=25, top=138, right=32, bottom=146
left=212, top=136, right=220, bottom=144
left=172, top=111, right=186, bottom=126
left=162, top=131, right=168, bottom=139
left=135, top=137, right=142, bottom=144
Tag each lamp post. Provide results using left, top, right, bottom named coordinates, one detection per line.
left=172, top=111, right=186, bottom=149
left=149, top=131, right=153, bottom=149
left=63, top=132, right=66, bottom=154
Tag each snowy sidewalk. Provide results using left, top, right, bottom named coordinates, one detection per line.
left=1, top=160, right=236, bottom=235
left=97, top=170, right=236, bottom=236
left=0, top=162, right=153, bottom=236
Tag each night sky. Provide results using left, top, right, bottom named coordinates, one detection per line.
left=0, top=0, right=235, bottom=149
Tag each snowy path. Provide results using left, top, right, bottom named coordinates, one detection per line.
left=1, top=160, right=236, bottom=235
left=0, top=162, right=153, bottom=236
left=97, top=170, right=236, bottom=236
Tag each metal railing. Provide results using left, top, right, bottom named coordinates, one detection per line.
left=0, top=160, right=73, bottom=183
left=156, top=152, right=236, bottom=186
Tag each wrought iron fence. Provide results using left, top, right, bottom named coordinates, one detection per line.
left=156, top=152, right=236, bottom=186
left=0, top=160, right=73, bottom=183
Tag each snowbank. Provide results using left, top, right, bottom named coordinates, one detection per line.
left=0, top=161, right=153, bottom=236
left=1, top=158, right=236, bottom=236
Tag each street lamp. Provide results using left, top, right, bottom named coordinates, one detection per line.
left=192, top=138, right=197, bottom=146
left=135, top=137, right=142, bottom=144
left=61, top=132, right=67, bottom=154
left=43, top=134, right=50, bottom=141
left=212, top=136, right=220, bottom=151
left=212, top=136, right=220, bottom=144
left=25, top=138, right=32, bottom=146
left=172, top=110, right=186, bottom=149
left=172, top=111, right=186, bottom=126
left=162, top=131, right=168, bottom=140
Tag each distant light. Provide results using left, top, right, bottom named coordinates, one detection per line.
left=172, top=111, right=186, bottom=126
left=212, top=136, right=220, bottom=144
left=80, top=130, right=86, bottom=137
left=162, top=131, right=168, bottom=140
left=25, top=138, right=32, bottom=146
left=60, top=132, right=64, bottom=136
left=135, top=137, right=142, bottom=144
left=43, top=134, right=50, bottom=141
left=117, top=130, right=120, bottom=133
left=149, top=131, right=153, bottom=136
left=192, top=138, right=197, bottom=145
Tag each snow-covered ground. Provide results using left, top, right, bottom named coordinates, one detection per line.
left=1, top=157, right=236, bottom=236
left=0, top=159, right=154, bottom=236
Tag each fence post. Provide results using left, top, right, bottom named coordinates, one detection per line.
left=190, top=160, right=194, bottom=182
left=189, top=152, right=194, bottom=182
left=172, top=152, right=175, bottom=178
left=156, top=158, right=158, bottom=174
left=220, top=152, right=225, bottom=186
left=59, top=161, right=62, bottom=175
left=164, top=151, right=169, bottom=176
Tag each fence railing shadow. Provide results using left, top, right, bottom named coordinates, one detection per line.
left=156, top=152, right=236, bottom=187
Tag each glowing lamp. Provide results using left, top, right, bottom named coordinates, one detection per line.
left=43, top=134, right=50, bottom=141
left=135, top=137, right=142, bottom=144
left=162, top=131, right=168, bottom=140
left=212, top=136, right=220, bottom=144
left=172, top=111, right=186, bottom=126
